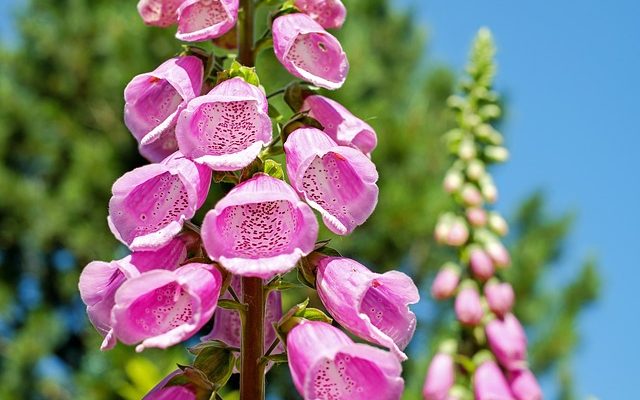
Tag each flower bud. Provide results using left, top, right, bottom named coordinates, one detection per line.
left=443, top=170, right=464, bottom=193
left=458, top=138, right=476, bottom=160
left=435, top=215, right=469, bottom=247
left=461, top=184, right=483, bottom=207
left=431, top=264, right=460, bottom=300
left=422, top=353, right=455, bottom=400
left=485, top=241, right=511, bottom=268
left=473, top=360, right=514, bottom=400
left=466, top=159, right=485, bottom=181
left=485, top=145, right=509, bottom=163
left=484, top=281, right=514, bottom=317
left=488, top=212, right=509, bottom=236
left=509, top=369, right=542, bottom=400
left=480, top=178, right=498, bottom=203
left=469, top=248, right=495, bottom=281
left=466, top=207, right=487, bottom=227
left=486, top=313, right=528, bottom=371
left=455, top=284, right=483, bottom=326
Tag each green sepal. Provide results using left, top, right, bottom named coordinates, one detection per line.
left=284, top=82, right=317, bottom=111
left=217, top=299, right=248, bottom=312
left=281, top=113, right=324, bottom=142
left=263, top=159, right=284, bottom=180
left=217, top=60, right=260, bottom=86
left=192, top=344, right=236, bottom=390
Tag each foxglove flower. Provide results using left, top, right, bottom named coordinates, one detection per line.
left=78, top=238, right=188, bottom=350
left=272, top=13, right=349, bottom=90
left=137, top=0, right=185, bottom=27
left=455, top=286, right=483, bottom=326
left=143, top=370, right=196, bottom=400
left=316, top=257, right=419, bottom=360
left=301, top=95, right=377, bottom=155
left=422, top=353, right=455, bottom=400
left=474, top=360, right=515, bottom=400
left=294, top=0, right=346, bottom=29
left=203, top=275, right=283, bottom=356
left=201, top=174, right=318, bottom=279
left=486, top=314, right=528, bottom=371
left=176, top=0, right=239, bottom=42
left=431, top=264, right=460, bottom=300
left=124, top=56, right=203, bottom=162
left=287, top=321, right=404, bottom=400
left=108, top=152, right=211, bottom=251
left=469, top=248, right=494, bottom=280
left=176, top=77, right=272, bottom=171
left=111, top=263, right=222, bottom=352
left=484, top=281, right=514, bottom=317
left=508, top=369, right=542, bottom=400
left=285, top=128, right=378, bottom=235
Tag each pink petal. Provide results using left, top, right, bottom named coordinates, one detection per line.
left=176, top=0, right=239, bottom=42
left=143, top=370, right=197, bottom=400
left=294, top=0, right=346, bottom=29
left=137, top=0, right=185, bottom=27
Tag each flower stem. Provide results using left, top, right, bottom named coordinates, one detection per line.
left=238, top=1, right=265, bottom=399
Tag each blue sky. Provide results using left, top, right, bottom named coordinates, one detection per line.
left=395, top=0, right=639, bottom=398
left=1, top=0, right=638, bottom=398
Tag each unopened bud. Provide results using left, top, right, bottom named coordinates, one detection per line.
left=479, top=104, right=501, bottom=120
left=485, top=241, right=510, bottom=268
left=488, top=212, right=508, bottom=236
left=431, top=264, right=460, bottom=300
left=469, top=247, right=495, bottom=280
left=484, top=281, right=515, bottom=317
left=485, top=146, right=509, bottom=163
left=466, top=207, right=487, bottom=227
left=461, top=184, right=483, bottom=207
left=480, top=181, right=498, bottom=203
left=455, top=283, right=483, bottom=326
left=444, top=170, right=464, bottom=193
left=447, top=219, right=470, bottom=246
left=458, top=138, right=477, bottom=160
left=466, top=159, right=486, bottom=181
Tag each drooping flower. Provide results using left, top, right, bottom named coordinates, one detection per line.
left=176, top=0, right=239, bottom=42
left=108, top=152, right=211, bottom=251
left=143, top=370, right=197, bottom=400
left=486, top=313, right=528, bottom=371
left=111, top=263, right=222, bottom=352
left=484, top=281, right=514, bottom=317
left=176, top=77, right=272, bottom=171
left=508, top=369, right=542, bottom=400
left=469, top=248, right=495, bottom=280
left=286, top=321, right=404, bottom=400
left=124, top=56, right=203, bottom=162
left=137, top=0, right=185, bottom=27
left=316, top=257, right=419, bottom=360
left=422, top=353, right=455, bottom=400
left=300, top=95, right=377, bottom=155
left=201, top=173, right=318, bottom=279
left=78, top=237, right=188, bottom=350
left=474, top=360, right=515, bottom=400
left=431, top=263, right=460, bottom=300
left=455, top=285, right=483, bottom=326
left=203, top=275, right=283, bottom=356
left=272, top=13, right=349, bottom=90
left=284, top=128, right=378, bottom=235
left=293, top=0, right=346, bottom=30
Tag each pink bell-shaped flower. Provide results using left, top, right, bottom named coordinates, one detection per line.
left=431, top=264, right=460, bottom=300
left=137, top=0, right=185, bottom=27
left=474, top=360, right=515, bottom=400
left=316, top=257, right=419, bottom=360
left=294, top=0, right=346, bottom=29
left=202, top=275, right=283, bottom=356
left=286, top=321, right=404, bottom=400
left=422, top=353, right=455, bottom=400
left=201, top=174, right=318, bottom=279
left=484, top=281, right=515, bottom=317
left=143, top=370, right=197, bottom=400
left=272, top=13, right=349, bottom=90
left=78, top=238, right=188, bottom=350
left=285, top=128, right=378, bottom=235
left=108, top=152, right=211, bottom=251
left=124, top=56, right=203, bottom=162
left=111, top=263, right=222, bottom=352
left=455, top=285, right=483, bottom=326
left=176, top=0, right=239, bottom=42
left=301, top=95, right=377, bottom=155
left=486, top=313, right=528, bottom=371
left=176, top=77, right=272, bottom=171
left=508, top=369, right=542, bottom=400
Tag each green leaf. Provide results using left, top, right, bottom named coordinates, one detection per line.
left=297, top=307, right=332, bottom=324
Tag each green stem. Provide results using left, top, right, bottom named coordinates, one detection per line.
left=238, top=3, right=265, bottom=399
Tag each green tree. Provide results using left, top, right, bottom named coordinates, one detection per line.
left=0, top=0, right=598, bottom=399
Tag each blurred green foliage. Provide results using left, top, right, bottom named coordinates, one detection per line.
left=0, top=0, right=598, bottom=399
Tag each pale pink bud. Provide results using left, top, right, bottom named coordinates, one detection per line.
left=447, top=219, right=470, bottom=246
left=466, top=207, right=487, bottom=227
left=469, top=248, right=495, bottom=281
left=431, top=265, right=460, bottom=300
left=484, top=281, right=515, bottom=317
left=488, top=212, right=509, bottom=236
left=455, top=286, right=483, bottom=326
left=508, top=369, right=542, bottom=400
left=486, top=313, right=528, bottom=371
left=461, top=184, right=483, bottom=207
left=423, top=353, right=455, bottom=400
left=443, top=170, right=464, bottom=193
left=485, top=241, right=511, bottom=268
